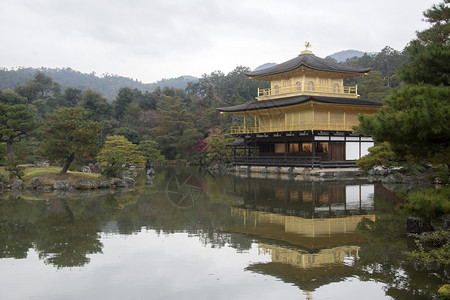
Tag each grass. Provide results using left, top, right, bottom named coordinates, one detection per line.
left=16, top=166, right=110, bottom=186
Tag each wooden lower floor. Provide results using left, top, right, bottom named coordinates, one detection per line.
left=229, top=130, right=373, bottom=168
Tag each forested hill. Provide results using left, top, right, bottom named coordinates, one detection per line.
left=328, top=50, right=366, bottom=62
left=0, top=67, right=198, bottom=100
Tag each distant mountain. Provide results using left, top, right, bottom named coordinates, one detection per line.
left=253, top=50, right=369, bottom=71
left=148, top=75, right=198, bottom=91
left=254, top=63, right=277, bottom=71
left=328, top=50, right=365, bottom=63
left=0, top=67, right=198, bottom=99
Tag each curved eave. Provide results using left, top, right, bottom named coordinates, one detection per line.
left=246, top=53, right=371, bottom=80
left=217, top=96, right=383, bottom=114
left=246, top=63, right=370, bottom=80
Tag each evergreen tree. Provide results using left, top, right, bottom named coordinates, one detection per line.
left=137, top=140, right=166, bottom=167
left=205, top=134, right=234, bottom=165
left=0, top=104, right=37, bottom=155
left=97, top=135, right=145, bottom=168
left=151, top=96, right=195, bottom=160
left=79, top=89, right=113, bottom=122
left=357, top=71, right=391, bottom=101
left=398, top=0, right=450, bottom=85
left=43, top=107, right=101, bottom=175
left=358, top=1, right=450, bottom=165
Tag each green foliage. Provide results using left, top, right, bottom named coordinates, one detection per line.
left=97, top=135, right=145, bottom=168
left=62, top=87, right=82, bottom=107
left=151, top=96, right=196, bottom=160
left=345, top=47, right=406, bottom=89
left=99, top=151, right=126, bottom=178
left=404, top=231, right=450, bottom=264
left=357, top=70, right=391, bottom=101
left=137, top=140, right=166, bottom=166
left=0, top=89, right=28, bottom=105
left=435, top=164, right=450, bottom=184
left=438, top=284, right=450, bottom=297
left=43, top=107, right=101, bottom=174
left=79, top=89, right=112, bottom=122
left=358, top=84, right=450, bottom=164
left=399, top=186, right=450, bottom=221
left=5, top=154, right=25, bottom=180
left=398, top=1, right=450, bottom=85
left=205, top=134, right=233, bottom=165
left=0, top=103, right=38, bottom=155
left=355, top=142, right=399, bottom=171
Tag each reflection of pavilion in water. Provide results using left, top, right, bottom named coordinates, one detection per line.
left=232, top=177, right=375, bottom=218
left=228, top=180, right=377, bottom=292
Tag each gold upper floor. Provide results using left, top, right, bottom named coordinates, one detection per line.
left=257, top=81, right=357, bottom=100
left=256, top=69, right=359, bottom=101
left=229, top=102, right=379, bottom=134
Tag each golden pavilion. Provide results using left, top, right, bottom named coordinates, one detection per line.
left=218, top=47, right=382, bottom=167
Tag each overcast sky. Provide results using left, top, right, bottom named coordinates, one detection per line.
left=0, top=0, right=438, bottom=83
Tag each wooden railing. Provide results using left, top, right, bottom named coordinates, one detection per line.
left=257, top=82, right=358, bottom=100
left=230, top=121, right=355, bottom=134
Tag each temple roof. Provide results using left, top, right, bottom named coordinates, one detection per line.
left=217, top=95, right=383, bottom=113
left=246, top=52, right=371, bottom=79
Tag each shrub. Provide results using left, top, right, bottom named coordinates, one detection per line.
left=356, top=142, right=398, bottom=171
left=5, top=154, right=25, bottom=180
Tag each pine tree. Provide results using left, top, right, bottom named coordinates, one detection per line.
left=398, top=0, right=450, bottom=85
left=44, top=107, right=101, bottom=175
left=151, top=96, right=196, bottom=160
left=358, top=1, right=450, bottom=165
left=97, top=135, right=145, bottom=168
left=0, top=104, right=37, bottom=155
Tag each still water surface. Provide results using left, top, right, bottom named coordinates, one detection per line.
left=0, top=167, right=448, bottom=299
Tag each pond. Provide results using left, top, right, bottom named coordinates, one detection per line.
left=0, top=167, right=448, bottom=299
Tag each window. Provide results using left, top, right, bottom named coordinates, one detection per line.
left=315, top=142, right=329, bottom=153
left=333, top=83, right=340, bottom=93
left=307, top=81, right=315, bottom=91
left=296, top=81, right=302, bottom=91
left=302, top=142, right=312, bottom=152
left=289, top=143, right=300, bottom=152
left=274, top=85, right=280, bottom=94
left=274, top=143, right=285, bottom=153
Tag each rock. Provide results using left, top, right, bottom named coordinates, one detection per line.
left=82, top=166, right=91, bottom=173
left=12, top=179, right=23, bottom=190
left=406, top=216, right=434, bottom=234
left=88, top=162, right=102, bottom=173
left=122, top=177, right=135, bottom=188
left=147, top=168, right=155, bottom=176
left=114, top=177, right=135, bottom=188
left=266, top=167, right=279, bottom=174
left=114, top=180, right=127, bottom=188
left=75, top=178, right=96, bottom=189
left=431, top=214, right=450, bottom=231
left=373, top=165, right=388, bottom=176
left=0, top=182, right=4, bottom=192
left=402, top=176, right=431, bottom=189
left=53, top=180, right=70, bottom=190
left=381, top=172, right=403, bottom=184
left=301, top=168, right=311, bottom=176
left=0, top=173, right=3, bottom=181
left=31, top=177, right=41, bottom=188
left=96, top=180, right=112, bottom=189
